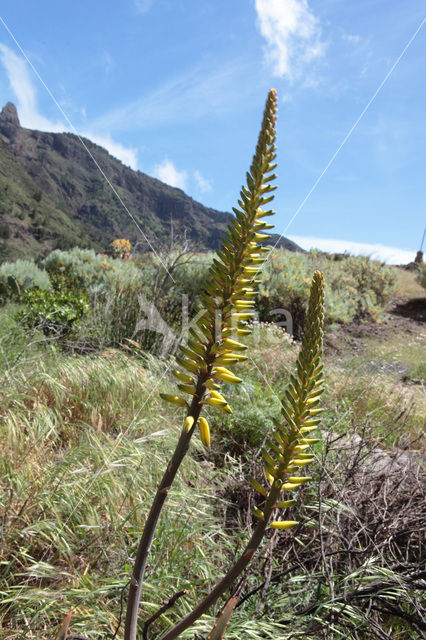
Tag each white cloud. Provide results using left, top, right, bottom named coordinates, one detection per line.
left=194, top=170, right=212, bottom=193
left=0, top=43, right=65, bottom=131
left=153, top=159, right=188, bottom=190
left=83, top=132, right=138, bottom=169
left=288, top=235, right=416, bottom=265
left=254, top=0, right=325, bottom=80
left=0, top=43, right=138, bottom=168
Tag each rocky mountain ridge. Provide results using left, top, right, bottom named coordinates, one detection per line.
left=0, top=102, right=301, bottom=260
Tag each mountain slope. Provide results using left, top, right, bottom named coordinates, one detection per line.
left=0, top=102, right=301, bottom=260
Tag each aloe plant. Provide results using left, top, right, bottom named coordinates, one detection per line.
left=124, top=89, right=326, bottom=640
left=124, top=88, right=279, bottom=640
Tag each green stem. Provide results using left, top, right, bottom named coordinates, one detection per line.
left=158, top=486, right=281, bottom=640
left=124, top=398, right=203, bottom=640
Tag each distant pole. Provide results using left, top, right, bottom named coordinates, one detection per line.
left=414, top=227, right=425, bottom=264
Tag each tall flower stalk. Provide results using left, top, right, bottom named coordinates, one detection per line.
left=124, top=89, right=279, bottom=640
left=158, top=270, right=325, bottom=640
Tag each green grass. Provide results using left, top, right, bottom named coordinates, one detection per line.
left=0, top=315, right=424, bottom=639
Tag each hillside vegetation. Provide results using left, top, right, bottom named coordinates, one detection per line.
left=0, top=247, right=424, bottom=639
left=0, top=102, right=300, bottom=260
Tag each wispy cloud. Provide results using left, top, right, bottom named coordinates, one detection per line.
left=0, top=43, right=138, bottom=168
left=288, top=235, right=416, bottom=265
left=153, top=158, right=188, bottom=190
left=254, top=0, right=325, bottom=80
left=91, top=59, right=251, bottom=132
left=0, top=43, right=65, bottom=131
left=194, top=170, right=212, bottom=193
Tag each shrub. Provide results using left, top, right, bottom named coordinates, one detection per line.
left=417, top=263, right=426, bottom=289
left=17, top=286, right=90, bottom=339
left=258, top=251, right=395, bottom=335
left=0, top=259, right=51, bottom=302
left=41, top=247, right=113, bottom=290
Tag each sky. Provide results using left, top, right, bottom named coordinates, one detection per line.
left=0, top=1, right=425, bottom=264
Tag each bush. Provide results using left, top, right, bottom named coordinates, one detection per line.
left=0, top=259, right=51, bottom=302
left=17, top=285, right=90, bottom=339
left=258, top=251, right=395, bottom=336
left=41, top=247, right=114, bottom=291
left=417, top=263, right=426, bottom=289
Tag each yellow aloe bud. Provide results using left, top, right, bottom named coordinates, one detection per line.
left=252, top=506, right=265, bottom=520
left=291, top=459, right=313, bottom=467
left=205, top=379, right=220, bottom=390
left=231, top=312, right=254, bottom=321
left=237, top=328, right=251, bottom=336
left=234, top=301, right=254, bottom=310
left=183, top=416, right=195, bottom=432
left=275, top=499, right=297, bottom=508
left=209, top=390, right=228, bottom=404
left=205, top=397, right=227, bottom=408
left=293, top=444, right=309, bottom=452
left=204, top=397, right=232, bottom=414
left=282, top=482, right=299, bottom=490
left=215, top=353, right=247, bottom=365
left=287, top=476, right=311, bottom=484
left=172, top=369, right=194, bottom=384
left=177, top=383, right=197, bottom=394
left=176, top=356, right=199, bottom=374
left=159, top=393, right=187, bottom=407
left=213, top=367, right=243, bottom=384
left=198, top=417, right=210, bottom=447
left=265, top=471, right=275, bottom=485
left=269, top=520, right=298, bottom=530
left=222, top=338, right=247, bottom=351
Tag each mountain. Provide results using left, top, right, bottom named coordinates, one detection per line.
left=0, top=102, right=301, bottom=261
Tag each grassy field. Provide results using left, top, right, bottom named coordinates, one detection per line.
left=0, top=267, right=425, bottom=640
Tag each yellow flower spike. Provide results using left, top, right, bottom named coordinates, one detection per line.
left=269, top=521, right=299, bottom=530
left=183, top=416, right=195, bottom=433
left=198, top=417, right=210, bottom=447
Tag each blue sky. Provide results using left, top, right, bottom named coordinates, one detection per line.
left=0, top=1, right=425, bottom=263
